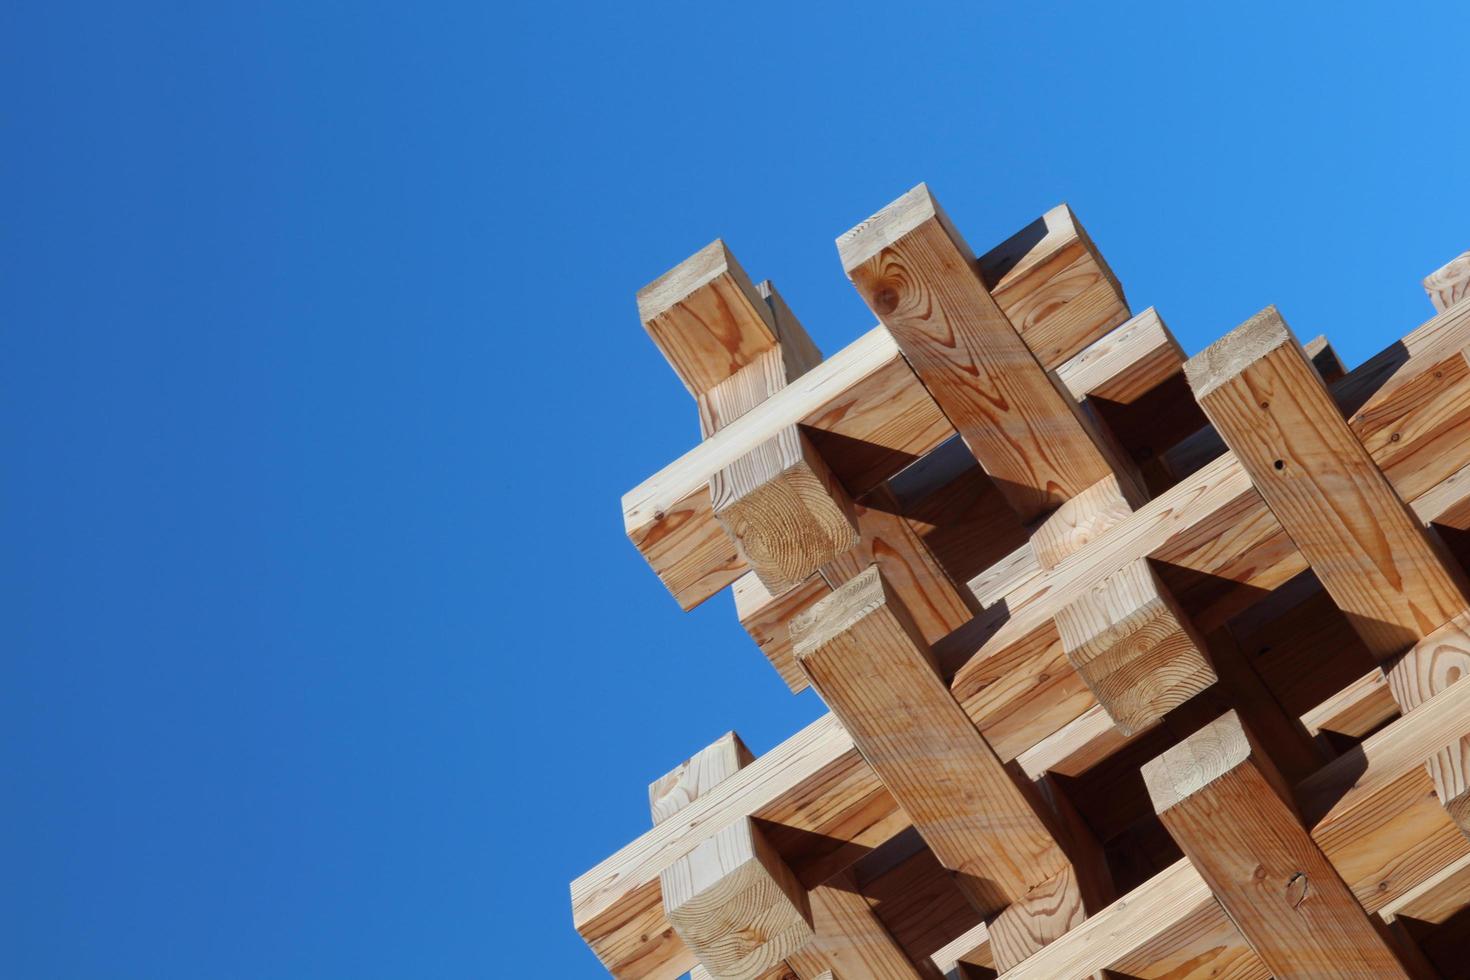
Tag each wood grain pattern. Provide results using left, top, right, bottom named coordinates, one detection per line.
left=1055, top=558, right=1215, bottom=736
left=1299, top=666, right=1397, bottom=738
left=1424, top=250, right=1470, bottom=313
left=649, top=731, right=755, bottom=826
left=1386, top=610, right=1470, bottom=831
left=1055, top=306, right=1182, bottom=405
left=792, top=566, right=1067, bottom=913
left=804, top=869, right=924, bottom=980
left=732, top=572, right=831, bottom=692
left=838, top=184, right=1114, bottom=521
left=1029, top=474, right=1138, bottom=572
left=661, top=817, right=814, bottom=980
left=1185, top=305, right=1468, bottom=659
left=638, top=240, right=780, bottom=397
left=1142, top=711, right=1410, bottom=978
left=978, top=202, right=1130, bottom=369
left=995, top=859, right=1265, bottom=980
left=626, top=326, right=953, bottom=609
left=1380, top=851, right=1470, bottom=924
left=712, top=425, right=860, bottom=594
left=986, top=865, right=1085, bottom=972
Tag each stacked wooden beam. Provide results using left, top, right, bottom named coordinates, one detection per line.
left=573, top=182, right=1470, bottom=979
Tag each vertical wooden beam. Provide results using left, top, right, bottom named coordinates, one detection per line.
left=837, top=184, right=1116, bottom=522
left=1054, top=558, right=1215, bottom=735
left=651, top=734, right=815, bottom=980
left=1424, top=250, right=1470, bottom=313
left=791, top=565, right=1068, bottom=915
left=1184, top=305, right=1469, bottom=659
left=1142, top=710, right=1412, bottom=978
left=799, top=868, right=925, bottom=980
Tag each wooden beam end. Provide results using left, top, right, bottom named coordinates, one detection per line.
left=713, top=428, right=860, bottom=595
left=837, top=182, right=970, bottom=275
left=1141, top=709, right=1261, bottom=814
left=1183, top=305, right=1299, bottom=400
left=662, top=819, right=814, bottom=979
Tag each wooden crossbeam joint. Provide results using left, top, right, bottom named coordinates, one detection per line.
left=1184, top=305, right=1469, bottom=660
left=837, top=184, right=1116, bottom=522
left=1424, top=250, right=1470, bottom=314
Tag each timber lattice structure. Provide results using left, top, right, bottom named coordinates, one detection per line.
left=570, top=182, right=1470, bottom=979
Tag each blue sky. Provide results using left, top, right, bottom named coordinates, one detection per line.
left=3, top=1, right=1468, bottom=977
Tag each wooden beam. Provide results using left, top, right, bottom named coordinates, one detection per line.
left=977, top=202, right=1130, bottom=369
left=661, top=815, right=814, bottom=980
left=1303, top=334, right=1348, bottom=384
left=1055, top=307, right=1181, bottom=405
left=1054, top=558, right=1214, bottom=735
left=1299, top=666, right=1397, bottom=739
left=638, top=240, right=783, bottom=397
left=1028, top=475, right=1138, bottom=572
left=712, top=424, right=860, bottom=594
left=650, top=731, right=755, bottom=826
left=1142, top=710, right=1411, bottom=977
left=1424, top=250, right=1470, bottom=313
left=838, top=184, right=1116, bottom=522
left=1184, top=305, right=1468, bottom=659
left=995, top=859, right=1265, bottom=980
left=1015, top=703, right=1152, bottom=781
left=1386, top=611, right=1470, bottom=832
left=792, top=565, right=1067, bottom=913
left=733, top=572, right=830, bottom=693
left=1381, top=851, right=1470, bottom=925
left=800, top=868, right=925, bottom=980
left=629, top=198, right=1143, bottom=611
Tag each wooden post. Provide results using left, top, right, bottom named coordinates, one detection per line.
left=1142, top=711, right=1412, bottom=978
left=837, top=184, right=1119, bottom=522
left=1184, top=305, right=1469, bottom=659
left=1054, top=558, right=1216, bottom=735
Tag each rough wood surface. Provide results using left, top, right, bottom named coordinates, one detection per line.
left=649, top=732, right=755, bottom=826
left=661, top=817, right=815, bottom=980
left=712, top=425, right=860, bottom=594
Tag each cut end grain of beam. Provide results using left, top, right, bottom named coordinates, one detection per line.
left=661, top=817, right=814, bottom=980
left=712, top=426, right=861, bottom=595
left=1182, top=305, right=1297, bottom=401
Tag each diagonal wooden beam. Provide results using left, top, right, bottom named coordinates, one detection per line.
left=792, top=565, right=1068, bottom=915
left=1184, top=305, right=1469, bottom=659
left=837, top=184, right=1121, bottom=523
left=1144, top=711, right=1412, bottom=977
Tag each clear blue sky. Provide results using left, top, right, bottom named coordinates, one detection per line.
left=4, top=2, right=1467, bottom=977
